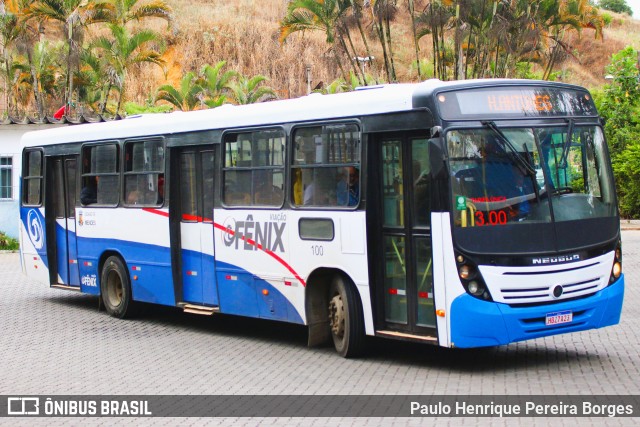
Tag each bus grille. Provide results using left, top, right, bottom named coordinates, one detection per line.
left=478, top=252, right=614, bottom=305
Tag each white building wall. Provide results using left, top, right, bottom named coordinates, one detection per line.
left=0, top=124, right=65, bottom=238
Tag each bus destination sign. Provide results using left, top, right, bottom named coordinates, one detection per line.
left=437, top=86, right=597, bottom=120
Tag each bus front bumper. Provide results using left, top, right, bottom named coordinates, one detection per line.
left=449, top=274, right=625, bottom=348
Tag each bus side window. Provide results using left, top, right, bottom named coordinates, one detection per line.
left=81, top=143, right=120, bottom=206
left=292, top=124, right=361, bottom=208
left=23, top=150, right=43, bottom=206
left=123, top=139, right=165, bottom=207
left=223, top=129, right=285, bottom=207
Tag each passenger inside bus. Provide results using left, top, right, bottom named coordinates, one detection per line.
left=126, top=190, right=140, bottom=205
left=157, top=175, right=165, bottom=205
left=80, top=177, right=98, bottom=205
left=336, top=166, right=359, bottom=206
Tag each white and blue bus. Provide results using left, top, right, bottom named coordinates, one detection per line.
left=19, top=79, right=624, bottom=357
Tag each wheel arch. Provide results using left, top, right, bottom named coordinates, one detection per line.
left=305, top=267, right=360, bottom=347
left=98, top=250, right=128, bottom=296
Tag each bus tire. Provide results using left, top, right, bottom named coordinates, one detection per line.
left=328, top=274, right=365, bottom=358
left=101, top=256, right=137, bottom=319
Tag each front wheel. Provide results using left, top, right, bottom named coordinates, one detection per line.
left=328, top=275, right=365, bottom=358
left=101, top=256, right=137, bottom=319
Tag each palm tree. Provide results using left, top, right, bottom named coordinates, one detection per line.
left=199, top=61, right=237, bottom=108
left=90, top=23, right=164, bottom=115
left=78, top=46, right=113, bottom=113
left=228, top=73, right=277, bottom=105
left=27, top=0, right=111, bottom=115
left=538, top=0, right=604, bottom=80
left=102, top=0, right=172, bottom=28
left=280, top=0, right=365, bottom=84
left=155, top=71, right=203, bottom=111
left=2, top=0, right=50, bottom=118
left=1, top=5, right=22, bottom=115
left=29, top=39, right=63, bottom=117
left=0, top=51, right=30, bottom=117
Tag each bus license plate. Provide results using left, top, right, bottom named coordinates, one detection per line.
left=545, top=310, right=573, bottom=326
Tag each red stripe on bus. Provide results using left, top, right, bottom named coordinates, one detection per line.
left=142, top=208, right=306, bottom=287
left=213, top=223, right=306, bottom=287
left=144, top=209, right=211, bottom=223
left=142, top=208, right=169, bottom=217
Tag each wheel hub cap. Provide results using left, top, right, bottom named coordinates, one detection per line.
left=329, top=294, right=345, bottom=338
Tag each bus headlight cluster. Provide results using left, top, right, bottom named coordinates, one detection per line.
left=456, top=254, right=492, bottom=300
left=610, top=242, right=622, bottom=284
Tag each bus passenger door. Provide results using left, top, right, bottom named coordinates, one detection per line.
left=46, top=156, right=80, bottom=287
left=371, top=133, right=436, bottom=337
left=174, top=148, right=218, bottom=306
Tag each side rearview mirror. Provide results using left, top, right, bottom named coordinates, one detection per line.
left=429, top=137, right=447, bottom=179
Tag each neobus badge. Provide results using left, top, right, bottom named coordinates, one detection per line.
left=532, top=254, right=580, bottom=265
left=222, top=214, right=286, bottom=252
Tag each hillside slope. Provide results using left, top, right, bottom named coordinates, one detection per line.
left=129, top=1, right=640, bottom=103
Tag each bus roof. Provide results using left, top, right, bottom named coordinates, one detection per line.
left=20, top=79, right=588, bottom=148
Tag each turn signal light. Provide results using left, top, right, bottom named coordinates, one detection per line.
left=612, top=262, right=622, bottom=279
left=459, top=265, right=471, bottom=280
left=436, top=309, right=445, bottom=317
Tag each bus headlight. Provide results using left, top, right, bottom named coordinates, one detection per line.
left=468, top=280, right=482, bottom=296
left=455, top=253, right=493, bottom=301
left=609, top=241, right=622, bottom=284
left=612, top=262, right=622, bottom=279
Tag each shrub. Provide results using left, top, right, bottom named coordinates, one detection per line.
left=0, top=232, right=19, bottom=250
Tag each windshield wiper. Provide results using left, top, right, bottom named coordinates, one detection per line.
left=481, top=121, right=536, bottom=176
left=522, top=142, right=540, bottom=203
left=558, top=118, right=574, bottom=168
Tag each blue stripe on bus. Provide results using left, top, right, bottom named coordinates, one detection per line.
left=450, top=274, right=625, bottom=348
left=215, top=260, right=304, bottom=324
left=58, top=231, right=305, bottom=324
left=20, top=207, right=49, bottom=269
left=76, top=236, right=174, bottom=303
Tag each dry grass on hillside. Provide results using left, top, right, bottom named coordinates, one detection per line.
left=125, top=1, right=640, bottom=106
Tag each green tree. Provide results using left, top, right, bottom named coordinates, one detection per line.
left=199, top=61, right=237, bottom=108
left=102, top=0, right=173, bottom=27
left=27, top=0, right=111, bottom=115
left=155, top=71, right=204, bottom=111
left=2, top=0, right=50, bottom=118
left=599, top=0, right=632, bottom=15
left=228, top=74, right=277, bottom=105
left=597, top=46, right=640, bottom=217
left=90, top=23, right=164, bottom=115
left=279, top=0, right=365, bottom=84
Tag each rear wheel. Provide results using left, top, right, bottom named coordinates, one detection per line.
left=101, top=256, right=137, bottom=319
left=328, top=274, right=365, bottom=358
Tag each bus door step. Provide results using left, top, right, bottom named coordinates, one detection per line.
left=51, top=284, right=81, bottom=292
left=180, top=303, right=219, bottom=316
left=376, top=330, right=438, bottom=343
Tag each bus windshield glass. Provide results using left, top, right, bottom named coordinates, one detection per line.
left=448, top=124, right=616, bottom=228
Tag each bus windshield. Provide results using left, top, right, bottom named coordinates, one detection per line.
left=448, top=124, right=616, bottom=228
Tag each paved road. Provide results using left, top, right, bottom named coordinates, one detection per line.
left=1, top=232, right=639, bottom=426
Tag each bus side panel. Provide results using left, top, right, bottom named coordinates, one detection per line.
left=76, top=208, right=175, bottom=305
left=433, top=212, right=468, bottom=348
left=54, top=218, right=70, bottom=284
left=19, top=207, right=50, bottom=285
left=212, top=209, right=370, bottom=327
